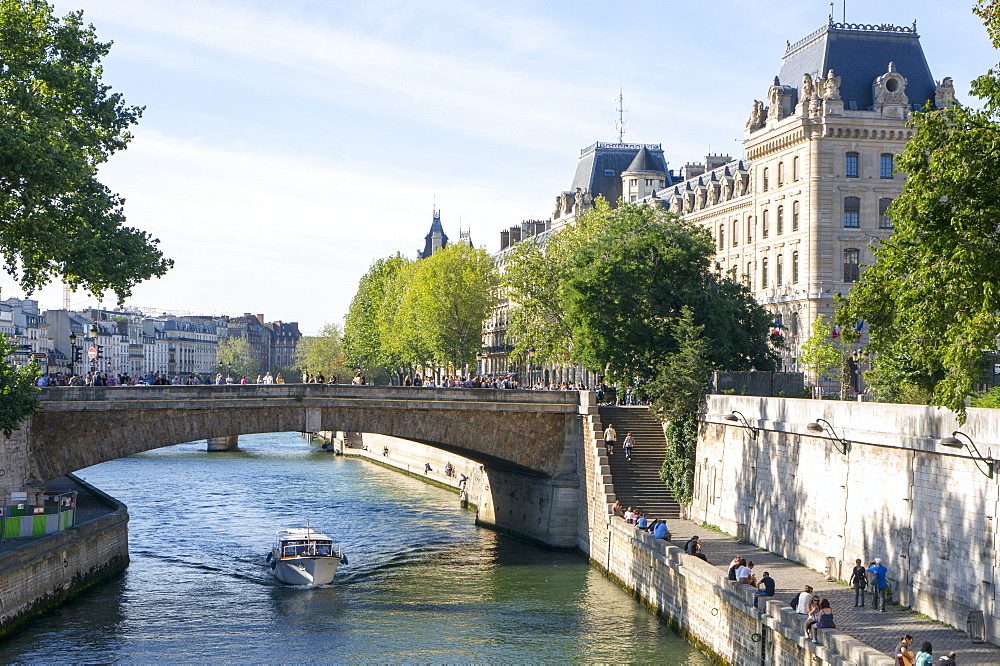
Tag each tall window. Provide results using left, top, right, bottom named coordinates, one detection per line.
left=762, top=167, right=770, bottom=192
left=792, top=251, right=799, bottom=283
left=761, top=257, right=769, bottom=289
left=776, top=206, right=784, bottom=235
left=844, top=197, right=860, bottom=228
left=747, top=215, right=754, bottom=243
left=879, top=198, right=894, bottom=228
left=844, top=248, right=860, bottom=282
left=845, top=152, right=859, bottom=178
left=792, top=200, right=800, bottom=231
left=732, top=220, right=739, bottom=247
left=776, top=254, right=783, bottom=286
left=762, top=210, right=769, bottom=238
left=718, top=224, right=725, bottom=250
left=746, top=262, right=753, bottom=288
left=880, top=153, right=894, bottom=179
left=777, top=162, right=784, bottom=186
left=793, top=156, right=800, bottom=181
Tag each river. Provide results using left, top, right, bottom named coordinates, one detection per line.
left=0, top=432, right=708, bottom=663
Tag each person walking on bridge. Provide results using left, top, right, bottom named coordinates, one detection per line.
left=603, top=424, right=617, bottom=456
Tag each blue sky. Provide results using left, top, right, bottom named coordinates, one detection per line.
left=3, top=0, right=995, bottom=332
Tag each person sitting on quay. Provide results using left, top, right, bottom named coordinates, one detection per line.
left=791, top=585, right=814, bottom=614
left=808, top=598, right=835, bottom=643
left=683, top=535, right=708, bottom=562
left=636, top=512, right=649, bottom=531
left=651, top=520, right=669, bottom=540
left=736, top=560, right=756, bottom=586
left=753, top=571, right=775, bottom=608
left=728, top=556, right=744, bottom=581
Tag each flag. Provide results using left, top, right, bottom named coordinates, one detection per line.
left=831, top=325, right=840, bottom=339
left=854, top=320, right=865, bottom=333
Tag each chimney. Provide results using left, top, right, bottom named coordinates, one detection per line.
left=257, top=314, right=265, bottom=324
left=681, top=163, right=705, bottom=180
left=705, top=154, right=732, bottom=171
left=500, top=229, right=510, bottom=250
left=509, top=226, right=522, bottom=243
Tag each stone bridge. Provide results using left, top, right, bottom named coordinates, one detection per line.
left=3, top=385, right=591, bottom=546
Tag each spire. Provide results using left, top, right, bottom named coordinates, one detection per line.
left=624, top=146, right=664, bottom=174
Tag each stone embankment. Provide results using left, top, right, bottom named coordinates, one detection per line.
left=0, top=474, right=128, bottom=640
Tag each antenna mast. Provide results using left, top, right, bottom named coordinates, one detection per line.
left=615, top=88, right=625, bottom=143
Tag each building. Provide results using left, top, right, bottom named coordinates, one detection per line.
left=652, top=19, right=952, bottom=376
left=417, top=209, right=448, bottom=259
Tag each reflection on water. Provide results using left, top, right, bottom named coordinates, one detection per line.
left=0, top=432, right=708, bottom=663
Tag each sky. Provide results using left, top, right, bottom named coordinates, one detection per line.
left=2, top=0, right=996, bottom=333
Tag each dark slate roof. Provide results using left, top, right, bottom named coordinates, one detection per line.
left=624, top=145, right=666, bottom=174
left=571, top=142, right=670, bottom=205
left=419, top=210, right=448, bottom=259
left=777, top=21, right=935, bottom=110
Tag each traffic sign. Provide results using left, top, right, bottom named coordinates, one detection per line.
left=88, top=347, right=98, bottom=360
left=31, top=352, right=46, bottom=359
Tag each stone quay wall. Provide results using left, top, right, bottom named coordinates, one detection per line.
left=0, top=474, right=129, bottom=640
left=694, top=395, right=1000, bottom=646
left=579, top=406, right=891, bottom=665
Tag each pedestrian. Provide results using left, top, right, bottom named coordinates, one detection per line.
left=850, top=558, right=868, bottom=607
left=753, top=571, right=775, bottom=608
left=623, top=432, right=634, bottom=460
left=603, top=423, right=617, bottom=456
left=894, top=635, right=914, bottom=666
left=867, top=558, right=888, bottom=611
left=914, top=642, right=933, bottom=666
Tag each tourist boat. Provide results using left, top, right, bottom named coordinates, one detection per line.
left=266, top=525, right=346, bottom=586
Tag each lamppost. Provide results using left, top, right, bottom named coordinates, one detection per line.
left=85, top=324, right=98, bottom=374
left=68, top=331, right=82, bottom=376
left=850, top=348, right=869, bottom=395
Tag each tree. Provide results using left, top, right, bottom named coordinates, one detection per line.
left=799, top=315, right=843, bottom=381
left=214, top=337, right=259, bottom=381
left=294, top=323, right=350, bottom=380
left=0, top=336, right=39, bottom=437
left=343, top=254, right=412, bottom=376
left=836, top=1, right=1000, bottom=419
left=399, top=243, right=499, bottom=370
left=0, top=0, right=172, bottom=301
left=561, top=200, right=777, bottom=385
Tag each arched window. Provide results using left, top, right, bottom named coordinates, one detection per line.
left=792, top=200, right=800, bottom=231
left=844, top=197, right=860, bottom=228
left=792, top=251, right=799, bottom=284
left=776, top=206, right=784, bottom=235
left=879, top=198, right=894, bottom=228
left=844, top=248, right=860, bottom=282
left=762, top=210, right=769, bottom=238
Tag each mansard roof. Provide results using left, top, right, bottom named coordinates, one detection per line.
left=571, top=142, right=670, bottom=205
left=419, top=210, right=448, bottom=259
left=778, top=20, right=935, bottom=110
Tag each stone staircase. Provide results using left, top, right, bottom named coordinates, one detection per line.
left=598, top=406, right=682, bottom=520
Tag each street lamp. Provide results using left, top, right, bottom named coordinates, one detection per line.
left=939, top=431, right=995, bottom=479
left=807, top=418, right=850, bottom=455
left=723, top=411, right=759, bottom=440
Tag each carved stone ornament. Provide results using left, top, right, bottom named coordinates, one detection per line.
left=746, top=99, right=765, bottom=131
left=873, top=62, right=909, bottom=107
left=820, top=69, right=842, bottom=100
left=935, top=77, right=956, bottom=108
left=801, top=73, right=814, bottom=98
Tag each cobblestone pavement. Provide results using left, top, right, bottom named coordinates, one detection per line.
left=668, top=519, right=1000, bottom=665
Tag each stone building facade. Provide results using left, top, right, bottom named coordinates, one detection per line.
left=651, top=20, right=954, bottom=374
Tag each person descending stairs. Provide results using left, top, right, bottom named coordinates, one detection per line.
left=599, top=405, right=682, bottom=520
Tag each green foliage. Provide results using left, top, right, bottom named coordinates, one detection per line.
left=294, top=323, right=351, bottom=379
left=971, top=386, right=1000, bottom=408
left=343, top=253, right=412, bottom=375
left=214, top=337, right=259, bottom=380
left=344, top=245, right=498, bottom=376
left=835, top=4, right=1000, bottom=421
left=0, top=337, right=40, bottom=437
left=558, top=199, right=777, bottom=386
left=647, top=306, right=710, bottom=421
left=799, top=315, right=845, bottom=381
left=659, top=415, right=698, bottom=505
left=0, top=0, right=171, bottom=301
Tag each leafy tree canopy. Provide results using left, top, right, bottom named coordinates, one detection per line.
left=294, top=323, right=350, bottom=380
left=214, top=336, right=259, bottom=381
left=343, top=253, right=411, bottom=375
left=0, top=0, right=171, bottom=301
left=837, top=1, right=1000, bottom=419
left=0, top=336, right=39, bottom=437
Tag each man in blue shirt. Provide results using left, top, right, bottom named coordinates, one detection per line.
left=867, top=558, right=888, bottom=611
left=652, top=520, right=669, bottom=540
left=753, top=571, right=775, bottom=608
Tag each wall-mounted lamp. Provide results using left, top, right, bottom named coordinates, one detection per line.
left=806, top=418, right=849, bottom=455
left=939, top=431, right=995, bottom=479
left=723, top=411, right=759, bottom=441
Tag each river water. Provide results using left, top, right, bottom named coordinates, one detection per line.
left=0, top=432, right=707, bottom=663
